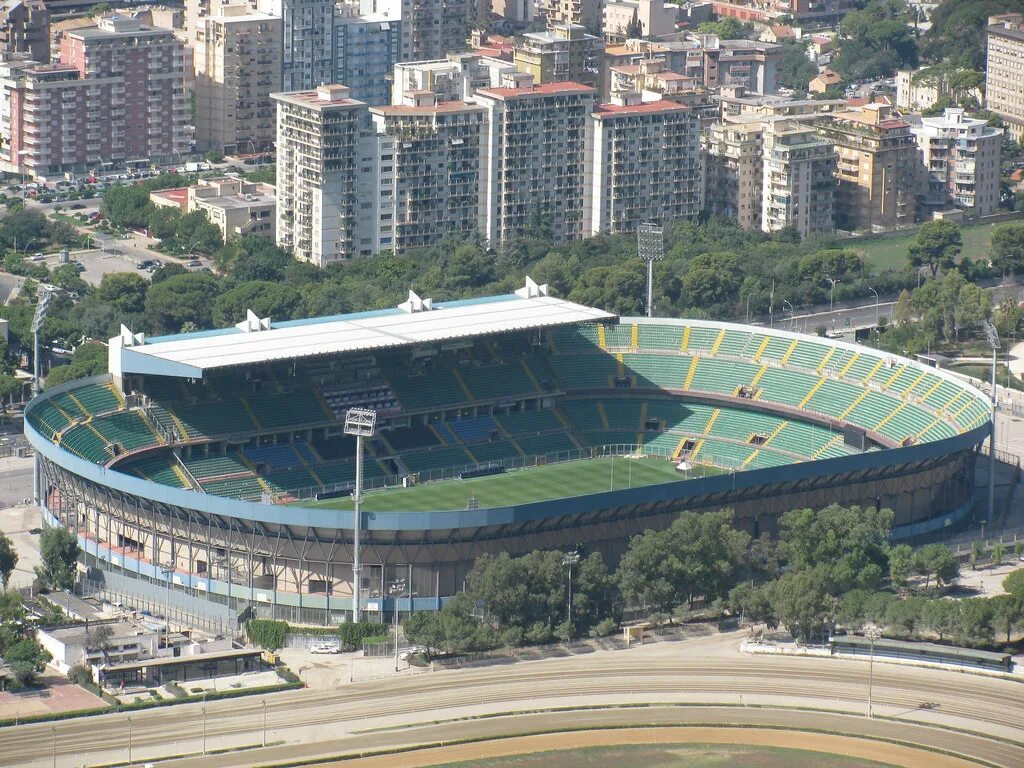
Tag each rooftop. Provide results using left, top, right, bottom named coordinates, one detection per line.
left=111, top=281, right=616, bottom=378
left=270, top=86, right=365, bottom=111
left=476, top=82, right=596, bottom=99
left=594, top=100, right=690, bottom=116
left=370, top=100, right=486, bottom=116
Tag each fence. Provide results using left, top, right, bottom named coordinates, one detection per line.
left=81, top=576, right=237, bottom=637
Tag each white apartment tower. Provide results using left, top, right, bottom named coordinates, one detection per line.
left=475, top=79, right=596, bottom=243
left=273, top=85, right=371, bottom=265
left=704, top=118, right=765, bottom=230
left=912, top=107, right=1002, bottom=218
left=586, top=92, right=702, bottom=235
left=370, top=91, right=486, bottom=253
left=760, top=120, right=835, bottom=238
left=194, top=2, right=281, bottom=153
left=258, top=0, right=334, bottom=91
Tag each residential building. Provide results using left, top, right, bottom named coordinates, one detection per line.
left=585, top=91, right=701, bottom=235
left=717, top=85, right=847, bottom=119
left=273, top=84, right=372, bottom=265
left=491, top=0, right=535, bottom=24
left=0, top=0, right=48, bottom=62
left=607, top=57, right=700, bottom=102
left=817, top=103, right=919, bottom=231
left=37, top=622, right=160, bottom=674
left=257, top=0, right=335, bottom=91
left=334, top=5, right=402, bottom=106
left=370, top=91, right=486, bottom=253
left=3, top=16, right=188, bottom=177
left=895, top=68, right=948, bottom=112
left=537, top=0, right=600, bottom=33
left=985, top=13, right=1024, bottom=140
left=759, top=24, right=796, bottom=44
left=475, top=79, right=596, bottom=243
left=513, top=24, right=601, bottom=89
left=369, top=0, right=468, bottom=60
left=193, top=3, right=281, bottom=153
left=704, top=117, right=764, bottom=229
left=152, top=177, right=277, bottom=240
left=391, top=53, right=517, bottom=104
left=760, top=119, right=835, bottom=237
left=912, top=107, right=1002, bottom=218
left=602, top=0, right=678, bottom=42
left=809, top=67, right=842, bottom=94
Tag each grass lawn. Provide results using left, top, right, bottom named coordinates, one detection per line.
left=850, top=221, right=1000, bottom=272
left=430, top=744, right=896, bottom=767
left=948, top=362, right=1024, bottom=392
left=304, top=456, right=722, bottom=512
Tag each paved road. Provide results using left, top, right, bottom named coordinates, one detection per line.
left=4, top=649, right=1023, bottom=768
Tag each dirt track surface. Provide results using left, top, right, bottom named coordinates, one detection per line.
left=313, top=727, right=984, bottom=768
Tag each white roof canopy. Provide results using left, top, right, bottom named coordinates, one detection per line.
left=110, top=281, right=617, bottom=379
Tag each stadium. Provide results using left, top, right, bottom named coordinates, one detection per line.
left=24, top=279, right=992, bottom=626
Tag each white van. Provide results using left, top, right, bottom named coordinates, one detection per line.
left=310, top=641, right=340, bottom=654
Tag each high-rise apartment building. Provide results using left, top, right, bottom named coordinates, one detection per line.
left=370, top=91, right=486, bottom=253
left=273, top=84, right=372, bottom=265
left=391, top=54, right=517, bottom=104
left=369, top=0, right=468, bottom=61
left=475, top=80, right=595, bottom=243
left=194, top=3, right=281, bottom=153
left=816, top=104, right=919, bottom=231
left=7, top=16, right=190, bottom=174
left=334, top=5, right=402, bottom=106
left=760, top=119, right=835, bottom=237
left=513, top=24, right=601, bottom=89
left=0, top=0, right=48, bottom=62
left=912, top=107, right=1002, bottom=218
left=586, top=91, right=701, bottom=235
left=704, top=118, right=765, bottom=230
left=257, top=0, right=334, bottom=91
left=537, top=0, right=600, bottom=33
left=985, top=13, right=1024, bottom=140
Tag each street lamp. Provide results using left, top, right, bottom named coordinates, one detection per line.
left=562, top=551, right=581, bottom=624
left=388, top=578, right=414, bottom=672
left=31, top=287, right=53, bottom=504
left=637, top=222, right=664, bottom=318
left=344, top=408, right=376, bottom=623
left=160, top=562, right=174, bottom=647
left=202, top=705, right=207, bottom=755
left=782, top=300, right=794, bottom=328
left=745, top=288, right=759, bottom=323
left=823, top=273, right=840, bottom=312
left=983, top=321, right=1000, bottom=529
left=867, top=286, right=879, bottom=325
left=865, top=625, right=882, bottom=718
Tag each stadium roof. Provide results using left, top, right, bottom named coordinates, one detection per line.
left=110, top=279, right=617, bottom=379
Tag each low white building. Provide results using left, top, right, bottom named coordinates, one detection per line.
left=37, top=622, right=158, bottom=674
left=151, top=177, right=276, bottom=242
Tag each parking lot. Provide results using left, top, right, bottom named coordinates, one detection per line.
left=36, top=248, right=152, bottom=287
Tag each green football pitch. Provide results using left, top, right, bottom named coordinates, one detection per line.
left=304, top=456, right=725, bottom=513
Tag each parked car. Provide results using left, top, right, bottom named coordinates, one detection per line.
left=310, top=642, right=340, bottom=654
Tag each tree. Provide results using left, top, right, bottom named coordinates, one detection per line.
left=85, top=624, right=114, bottom=664
left=993, top=542, right=1005, bottom=567
left=96, top=272, right=148, bottom=314
left=624, top=11, right=643, bottom=38
left=907, top=220, right=962, bottom=277
left=953, top=598, right=994, bottom=647
left=885, top=596, right=926, bottom=638
left=921, top=599, right=957, bottom=641
left=144, top=273, right=221, bottom=333
left=697, top=18, right=747, bottom=38
left=912, top=543, right=959, bottom=588
left=35, top=527, right=80, bottom=591
left=728, top=582, right=776, bottom=627
left=990, top=595, right=1024, bottom=643
left=0, top=532, right=17, bottom=590
left=888, top=543, right=913, bottom=589
left=212, top=281, right=303, bottom=326
left=5, top=638, right=51, bottom=688
left=991, top=222, right=1024, bottom=274
left=768, top=568, right=834, bottom=643
left=1003, top=568, right=1024, bottom=600
left=777, top=42, right=818, bottom=91
left=778, top=504, right=893, bottom=594
left=100, top=186, right=153, bottom=230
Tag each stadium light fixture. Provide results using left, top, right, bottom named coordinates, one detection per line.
left=31, top=287, right=53, bottom=505
left=865, top=624, right=882, bottom=718
left=983, top=321, right=999, bottom=529
left=637, top=223, right=664, bottom=318
left=344, top=408, right=376, bottom=623
left=562, top=551, right=581, bottom=624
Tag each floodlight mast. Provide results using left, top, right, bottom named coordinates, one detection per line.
left=344, top=408, right=376, bottom=623
left=983, top=321, right=999, bottom=529
left=637, top=223, right=664, bottom=318
left=31, top=288, right=53, bottom=505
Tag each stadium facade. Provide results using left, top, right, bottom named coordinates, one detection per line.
left=25, top=281, right=991, bottom=626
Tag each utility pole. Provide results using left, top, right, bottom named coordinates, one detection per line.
left=388, top=578, right=406, bottom=672
left=866, top=625, right=882, bottom=718
left=637, top=223, right=664, bottom=318
left=562, top=551, right=581, bottom=624
left=983, top=321, right=1000, bottom=528
left=344, top=408, right=376, bottom=624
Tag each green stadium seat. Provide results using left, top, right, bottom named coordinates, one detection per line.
left=69, top=384, right=121, bottom=416
left=245, top=389, right=331, bottom=430
left=184, top=452, right=250, bottom=479
left=637, top=324, right=684, bottom=350
left=120, top=453, right=188, bottom=488
left=460, top=363, right=537, bottom=401
left=497, top=409, right=563, bottom=435
left=91, top=411, right=161, bottom=453
left=516, top=432, right=578, bottom=456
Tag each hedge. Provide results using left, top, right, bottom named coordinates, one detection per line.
left=246, top=619, right=390, bottom=651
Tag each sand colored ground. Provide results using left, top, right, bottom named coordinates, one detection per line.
left=314, top=727, right=987, bottom=768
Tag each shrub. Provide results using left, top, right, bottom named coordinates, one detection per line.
left=67, top=664, right=93, bottom=686
left=164, top=681, right=186, bottom=698
left=245, top=619, right=289, bottom=650
left=276, top=667, right=300, bottom=684
left=589, top=618, right=618, bottom=638
left=336, top=621, right=387, bottom=651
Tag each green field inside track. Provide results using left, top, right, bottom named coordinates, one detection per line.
left=302, top=456, right=726, bottom=512
left=428, top=743, right=897, bottom=767
left=850, top=221, right=998, bottom=272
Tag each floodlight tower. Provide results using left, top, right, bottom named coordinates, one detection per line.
left=637, top=223, right=664, bottom=318
left=344, top=407, right=376, bottom=623
left=31, top=288, right=53, bottom=505
left=983, top=321, right=999, bottom=529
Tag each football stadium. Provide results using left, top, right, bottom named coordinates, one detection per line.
left=24, top=279, right=992, bottom=625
